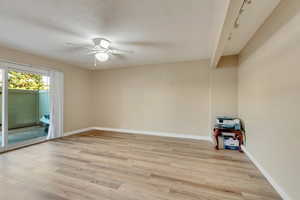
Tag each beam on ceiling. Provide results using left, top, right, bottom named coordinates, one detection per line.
left=210, top=0, right=244, bottom=68
left=217, top=55, right=239, bottom=68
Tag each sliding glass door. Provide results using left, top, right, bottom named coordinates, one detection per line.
left=0, top=66, right=50, bottom=151
left=7, top=70, right=50, bottom=146
left=0, top=69, right=4, bottom=149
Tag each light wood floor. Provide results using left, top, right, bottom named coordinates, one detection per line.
left=0, top=131, right=281, bottom=200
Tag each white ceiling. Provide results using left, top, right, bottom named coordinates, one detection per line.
left=0, top=0, right=281, bottom=69
left=223, top=0, right=281, bottom=55
left=0, top=0, right=216, bottom=69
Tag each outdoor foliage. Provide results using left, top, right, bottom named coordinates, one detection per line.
left=8, top=71, right=49, bottom=90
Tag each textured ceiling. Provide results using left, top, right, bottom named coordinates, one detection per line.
left=0, top=0, right=216, bottom=69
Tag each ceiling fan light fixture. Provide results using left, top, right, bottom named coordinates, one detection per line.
left=100, top=39, right=111, bottom=49
left=95, top=52, right=109, bottom=62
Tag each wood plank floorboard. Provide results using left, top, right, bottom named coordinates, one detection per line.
left=0, top=130, right=282, bottom=200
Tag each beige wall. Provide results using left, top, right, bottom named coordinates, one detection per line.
left=91, top=60, right=238, bottom=136
left=0, top=46, right=238, bottom=137
left=238, top=0, right=300, bottom=199
left=0, top=46, right=92, bottom=132
left=210, top=57, right=238, bottom=129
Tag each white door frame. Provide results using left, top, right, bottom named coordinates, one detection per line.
left=0, top=63, right=50, bottom=152
left=1, top=67, right=8, bottom=152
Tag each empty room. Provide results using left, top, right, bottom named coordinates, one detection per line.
left=0, top=0, right=298, bottom=199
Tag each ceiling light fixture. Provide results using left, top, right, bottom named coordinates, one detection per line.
left=228, top=0, right=252, bottom=40
left=95, top=52, right=109, bottom=62
left=99, top=39, right=111, bottom=49
left=67, top=37, right=131, bottom=67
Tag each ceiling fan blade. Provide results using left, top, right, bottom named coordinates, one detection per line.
left=110, top=47, right=133, bottom=54
left=65, top=42, right=94, bottom=50
left=65, top=42, right=87, bottom=47
left=66, top=38, right=130, bottom=64
left=87, top=49, right=107, bottom=55
left=111, top=53, right=127, bottom=60
left=65, top=42, right=78, bottom=47
left=87, top=51, right=97, bottom=55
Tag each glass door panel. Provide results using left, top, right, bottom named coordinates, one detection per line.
left=8, top=70, right=50, bottom=145
left=0, top=69, right=3, bottom=148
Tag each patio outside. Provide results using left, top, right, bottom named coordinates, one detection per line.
left=0, top=70, right=50, bottom=145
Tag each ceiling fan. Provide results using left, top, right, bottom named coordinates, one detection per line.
left=66, top=38, right=132, bottom=66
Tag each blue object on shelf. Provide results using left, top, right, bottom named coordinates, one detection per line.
left=215, top=116, right=241, bottom=131
left=223, top=136, right=239, bottom=150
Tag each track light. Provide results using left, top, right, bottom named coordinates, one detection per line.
left=239, top=8, right=245, bottom=14
left=228, top=0, right=253, bottom=41
left=234, top=22, right=239, bottom=29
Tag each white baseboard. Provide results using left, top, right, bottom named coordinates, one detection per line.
left=241, top=146, right=291, bottom=200
left=92, top=127, right=212, bottom=141
left=63, top=128, right=290, bottom=199
left=63, top=127, right=212, bottom=142
left=64, top=127, right=93, bottom=137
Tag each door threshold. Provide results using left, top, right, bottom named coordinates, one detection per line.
left=0, top=137, right=48, bottom=154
